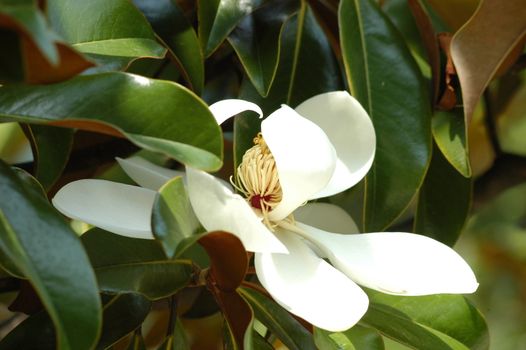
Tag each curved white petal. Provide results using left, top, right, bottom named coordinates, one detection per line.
left=185, top=167, right=287, bottom=253
left=294, top=203, right=359, bottom=234
left=255, top=229, right=369, bottom=331
left=117, top=157, right=184, bottom=190
left=209, top=99, right=263, bottom=125
left=262, top=105, right=336, bottom=221
left=52, top=179, right=155, bottom=239
left=298, top=224, right=479, bottom=296
left=295, top=91, right=376, bottom=198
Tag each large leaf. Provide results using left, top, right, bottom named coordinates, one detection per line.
left=152, top=176, right=201, bottom=259
left=314, top=325, right=384, bottom=350
left=96, top=294, right=152, bottom=350
left=198, top=0, right=263, bottom=57
left=0, top=72, right=223, bottom=171
left=0, top=161, right=101, bottom=350
left=228, top=0, right=299, bottom=96
left=450, top=0, right=526, bottom=124
left=414, top=143, right=472, bottom=246
left=239, top=287, right=316, bottom=350
left=339, top=0, right=432, bottom=231
left=24, top=124, right=73, bottom=191
left=47, top=0, right=166, bottom=71
left=235, top=3, right=342, bottom=166
left=82, top=228, right=193, bottom=300
left=132, top=0, right=204, bottom=93
left=362, top=290, right=489, bottom=350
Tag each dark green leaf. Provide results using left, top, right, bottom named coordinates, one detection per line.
left=133, top=0, right=204, bottom=93
left=96, top=294, right=151, bottom=350
left=198, top=0, right=263, bottom=56
left=152, top=176, right=201, bottom=259
left=0, top=161, right=101, bottom=350
left=172, top=318, right=191, bottom=350
left=339, top=0, right=432, bottom=231
left=362, top=290, right=489, bottom=350
left=47, top=0, right=166, bottom=71
left=0, top=29, right=23, bottom=82
left=24, top=124, right=73, bottom=191
left=82, top=228, right=193, bottom=300
left=239, top=287, right=316, bottom=350
left=415, top=143, right=472, bottom=246
left=314, top=325, right=384, bottom=350
left=228, top=0, right=299, bottom=96
left=235, top=3, right=342, bottom=166
left=0, top=311, right=55, bottom=350
left=0, top=72, right=223, bottom=171
left=432, top=110, right=471, bottom=177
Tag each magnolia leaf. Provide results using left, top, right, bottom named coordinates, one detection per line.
left=0, top=161, right=101, bottom=350
left=314, top=325, right=384, bottom=350
left=339, top=0, right=432, bottom=231
left=228, top=0, right=299, bottom=96
left=152, top=176, right=201, bottom=259
left=0, top=72, right=223, bottom=171
left=362, top=290, right=489, bottom=350
left=239, top=287, right=316, bottom=350
left=95, top=294, right=151, bottom=350
left=414, top=143, right=472, bottom=246
left=82, top=228, right=193, bottom=300
left=47, top=0, right=166, bottom=71
left=450, top=0, right=526, bottom=124
left=133, top=0, right=204, bottom=93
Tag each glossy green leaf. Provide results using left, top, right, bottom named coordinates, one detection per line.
left=82, top=228, right=193, bottom=300
left=0, top=0, right=58, bottom=64
left=432, top=110, right=471, bottom=178
left=362, top=290, right=489, bottom=350
left=152, top=176, right=201, bottom=259
left=228, top=0, right=299, bottom=96
left=415, top=143, right=472, bottom=246
left=96, top=294, right=151, bottom=350
left=0, top=72, right=223, bottom=171
left=314, top=325, right=384, bottom=350
left=235, top=3, right=342, bottom=166
left=239, top=287, right=316, bottom=350
left=47, top=0, right=166, bottom=71
left=0, top=311, right=56, bottom=350
left=133, top=0, right=204, bottom=93
left=198, top=0, right=263, bottom=56
left=25, top=124, right=73, bottom=191
left=0, top=161, right=101, bottom=350
left=339, top=0, right=432, bottom=231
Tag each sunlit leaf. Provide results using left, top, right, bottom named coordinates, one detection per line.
left=0, top=161, right=101, bottom=350
left=314, top=325, right=384, bottom=350
left=339, top=0, right=432, bottom=231
left=0, top=72, right=223, bottom=171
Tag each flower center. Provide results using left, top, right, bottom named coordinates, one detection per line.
left=232, top=133, right=283, bottom=227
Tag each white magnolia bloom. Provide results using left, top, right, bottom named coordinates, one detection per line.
left=53, top=91, right=478, bottom=332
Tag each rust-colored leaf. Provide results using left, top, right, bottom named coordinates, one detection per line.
left=198, top=231, right=248, bottom=292
left=22, top=39, right=94, bottom=84
left=426, top=0, right=479, bottom=31
left=408, top=0, right=440, bottom=104
left=437, top=33, right=458, bottom=111
left=216, top=290, right=253, bottom=348
left=450, top=0, right=526, bottom=123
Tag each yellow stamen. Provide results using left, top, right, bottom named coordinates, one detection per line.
left=232, top=133, right=283, bottom=229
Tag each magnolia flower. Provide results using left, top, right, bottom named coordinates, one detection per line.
left=53, top=91, right=478, bottom=332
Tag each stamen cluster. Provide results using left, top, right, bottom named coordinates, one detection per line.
left=233, top=133, right=283, bottom=227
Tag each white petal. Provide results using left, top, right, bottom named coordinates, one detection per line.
left=298, top=224, right=479, bottom=296
left=117, top=157, right=184, bottom=190
left=294, top=203, right=359, bottom=234
left=262, top=105, right=336, bottom=221
left=255, top=229, right=369, bottom=331
left=295, top=91, right=376, bottom=198
left=52, top=179, right=155, bottom=239
left=209, top=99, right=263, bottom=125
left=185, top=167, right=287, bottom=253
